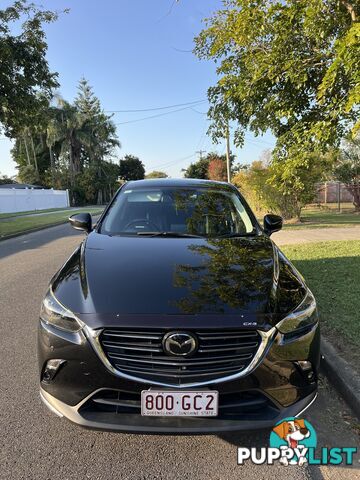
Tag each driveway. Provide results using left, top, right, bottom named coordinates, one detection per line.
left=273, top=226, right=360, bottom=245
left=0, top=223, right=359, bottom=479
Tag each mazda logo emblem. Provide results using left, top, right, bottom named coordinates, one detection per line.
left=163, top=332, right=198, bottom=357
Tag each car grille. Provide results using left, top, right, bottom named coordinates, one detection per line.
left=99, top=328, right=262, bottom=385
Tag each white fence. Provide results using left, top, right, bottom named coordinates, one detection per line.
left=0, top=188, right=70, bottom=214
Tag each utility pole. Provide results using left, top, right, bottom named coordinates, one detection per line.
left=225, top=128, right=231, bottom=183
left=196, top=150, right=206, bottom=160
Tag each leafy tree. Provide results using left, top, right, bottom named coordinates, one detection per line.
left=145, top=170, right=168, bottom=178
left=184, top=152, right=235, bottom=179
left=208, top=157, right=227, bottom=181
left=334, top=136, right=360, bottom=210
left=0, top=175, right=16, bottom=185
left=74, top=78, right=102, bottom=119
left=183, top=157, right=210, bottom=179
left=119, top=155, right=145, bottom=181
left=194, top=0, right=360, bottom=171
left=78, top=160, right=120, bottom=205
left=233, top=160, right=280, bottom=215
left=233, top=153, right=335, bottom=219
left=269, top=152, right=335, bottom=220
left=11, top=109, right=53, bottom=186
left=73, top=79, right=120, bottom=203
left=0, top=1, right=62, bottom=136
left=12, top=79, right=120, bottom=205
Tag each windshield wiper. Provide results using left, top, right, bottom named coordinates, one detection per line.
left=217, top=231, right=257, bottom=238
left=136, top=231, right=204, bottom=238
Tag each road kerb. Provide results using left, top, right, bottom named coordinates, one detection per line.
left=0, top=220, right=72, bottom=241
left=321, top=337, right=360, bottom=419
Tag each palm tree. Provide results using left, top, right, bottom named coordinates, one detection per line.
left=44, top=99, right=91, bottom=202
left=12, top=79, right=121, bottom=204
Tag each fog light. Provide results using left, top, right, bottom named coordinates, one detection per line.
left=297, top=360, right=312, bottom=370
left=42, top=359, right=66, bottom=383
left=296, top=361, right=315, bottom=383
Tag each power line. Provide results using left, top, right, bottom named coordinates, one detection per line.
left=171, top=46, right=193, bottom=53
left=156, top=0, right=178, bottom=23
left=107, top=99, right=206, bottom=113
left=115, top=105, right=203, bottom=125
left=151, top=153, right=196, bottom=170
left=196, top=122, right=208, bottom=151
left=189, top=107, right=208, bottom=115
left=244, top=136, right=275, bottom=148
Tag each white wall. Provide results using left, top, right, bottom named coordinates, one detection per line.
left=0, top=188, right=70, bottom=214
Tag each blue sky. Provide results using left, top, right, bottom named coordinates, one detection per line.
left=0, top=0, right=275, bottom=178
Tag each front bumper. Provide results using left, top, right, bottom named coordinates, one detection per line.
left=38, top=320, right=320, bottom=434
left=40, top=387, right=317, bottom=434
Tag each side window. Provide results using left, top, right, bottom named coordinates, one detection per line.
left=231, top=193, right=253, bottom=233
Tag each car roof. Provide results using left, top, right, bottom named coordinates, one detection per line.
left=123, top=178, right=234, bottom=190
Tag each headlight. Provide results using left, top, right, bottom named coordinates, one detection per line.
left=40, top=290, right=82, bottom=332
left=276, top=289, right=317, bottom=334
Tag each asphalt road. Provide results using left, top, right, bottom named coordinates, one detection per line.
left=0, top=223, right=359, bottom=480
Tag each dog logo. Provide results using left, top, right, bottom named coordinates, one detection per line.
left=238, top=418, right=356, bottom=466
left=270, top=417, right=317, bottom=466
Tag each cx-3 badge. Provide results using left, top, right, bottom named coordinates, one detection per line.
left=163, top=332, right=198, bottom=357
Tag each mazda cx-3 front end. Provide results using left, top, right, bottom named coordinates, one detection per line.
left=38, top=179, right=319, bottom=433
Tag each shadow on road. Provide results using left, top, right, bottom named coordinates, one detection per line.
left=0, top=222, right=85, bottom=260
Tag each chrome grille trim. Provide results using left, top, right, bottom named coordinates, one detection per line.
left=102, top=342, right=162, bottom=353
left=198, top=342, right=258, bottom=352
left=108, top=353, right=253, bottom=366
left=197, top=332, right=258, bottom=340
left=116, top=366, right=244, bottom=378
left=102, top=332, right=162, bottom=340
left=84, top=325, right=277, bottom=388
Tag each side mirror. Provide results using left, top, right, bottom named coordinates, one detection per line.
left=263, top=214, right=283, bottom=236
left=69, top=213, right=92, bottom=233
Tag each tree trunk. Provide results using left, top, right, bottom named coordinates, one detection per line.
left=97, top=188, right=103, bottom=205
left=69, top=149, right=74, bottom=186
left=68, top=136, right=75, bottom=188
left=30, top=135, right=39, bottom=176
left=23, top=136, right=31, bottom=166
left=340, top=1, right=357, bottom=21
left=49, top=145, right=55, bottom=184
left=73, top=144, right=82, bottom=174
left=349, top=182, right=360, bottom=211
left=68, top=145, right=77, bottom=205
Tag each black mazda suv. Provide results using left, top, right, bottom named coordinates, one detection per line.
left=38, top=178, right=319, bottom=433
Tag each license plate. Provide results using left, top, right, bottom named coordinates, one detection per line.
left=141, top=390, right=218, bottom=417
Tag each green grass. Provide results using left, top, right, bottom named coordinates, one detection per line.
left=282, top=240, right=360, bottom=354
left=0, top=207, right=104, bottom=237
left=283, top=205, right=360, bottom=229
left=0, top=207, right=73, bottom=219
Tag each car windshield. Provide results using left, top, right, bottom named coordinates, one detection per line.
left=99, top=187, right=256, bottom=237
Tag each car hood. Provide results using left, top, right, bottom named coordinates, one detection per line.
left=51, top=232, right=305, bottom=329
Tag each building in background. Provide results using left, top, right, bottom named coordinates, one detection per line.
left=315, top=181, right=354, bottom=205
